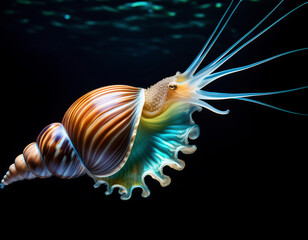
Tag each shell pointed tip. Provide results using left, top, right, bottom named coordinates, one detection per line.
left=0, top=183, right=5, bottom=189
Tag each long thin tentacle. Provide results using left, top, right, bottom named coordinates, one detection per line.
left=197, top=86, right=308, bottom=116
left=181, top=1, right=308, bottom=116
left=191, top=0, right=285, bottom=80
left=197, top=48, right=308, bottom=89
left=183, top=0, right=241, bottom=77
left=184, top=99, right=230, bottom=115
left=235, top=97, right=308, bottom=116
left=192, top=1, right=308, bottom=81
left=197, top=86, right=308, bottom=100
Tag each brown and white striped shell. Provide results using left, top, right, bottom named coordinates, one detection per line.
left=1, top=85, right=144, bottom=186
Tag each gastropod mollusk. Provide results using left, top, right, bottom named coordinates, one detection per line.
left=1, top=1, right=308, bottom=199
left=1, top=80, right=199, bottom=200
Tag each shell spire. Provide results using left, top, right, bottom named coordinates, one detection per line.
left=1, top=124, right=86, bottom=187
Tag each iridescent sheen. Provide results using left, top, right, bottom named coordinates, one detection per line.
left=1, top=1, right=307, bottom=199
left=1, top=85, right=144, bottom=187
left=94, top=102, right=200, bottom=199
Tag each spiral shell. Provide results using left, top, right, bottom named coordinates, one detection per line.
left=1, top=85, right=144, bottom=186
left=62, top=85, right=144, bottom=177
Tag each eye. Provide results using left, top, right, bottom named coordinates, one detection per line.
left=168, top=82, right=177, bottom=90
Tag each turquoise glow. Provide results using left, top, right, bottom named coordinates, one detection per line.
left=94, top=103, right=200, bottom=200
left=64, top=14, right=70, bottom=20
left=215, top=3, right=223, bottom=8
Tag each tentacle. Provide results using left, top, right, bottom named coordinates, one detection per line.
left=193, top=0, right=287, bottom=79
left=186, top=1, right=308, bottom=88
left=196, top=2, right=308, bottom=79
left=184, top=99, right=230, bottom=115
left=183, top=0, right=238, bottom=77
left=235, top=97, right=308, bottom=116
left=185, top=0, right=285, bottom=87
left=197, top=86, right=308, bottom=116
left=198, top=48, right=308, bottom=89
left=197, top=87, right=308, bottom=100
left=179, top=1, right=308, bottom=116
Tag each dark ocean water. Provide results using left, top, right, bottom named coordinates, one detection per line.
left=0, top=0, right=307, bottom=232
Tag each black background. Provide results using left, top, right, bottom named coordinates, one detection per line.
left=0, top=0, right=307, bottom=234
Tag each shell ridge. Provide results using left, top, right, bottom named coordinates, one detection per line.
left=81, top=96, right=133, bottom=158
left=76, top=94, right=126, bottom=146
left=20, top=154, right=37, bottom=180
left=33, top=142, right=52, bottom=177
left=91, top=89, right=145, bottom=177
left=87, top=103, right=133, bottom=162
left=62, top=85, right=144, bottom=178
left=59, top=123, right=89, bottom=176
